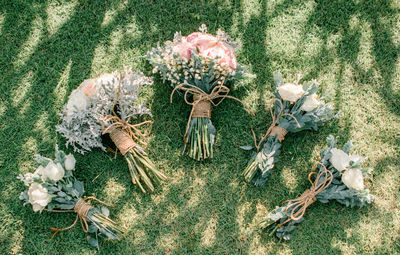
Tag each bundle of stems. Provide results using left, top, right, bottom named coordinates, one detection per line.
left=185, top=117, right=214, bottom=160
left=124, top=146, right=167, bottom=193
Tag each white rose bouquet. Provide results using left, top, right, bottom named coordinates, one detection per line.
left=259, top=135, right=374, bottom=240
left=56, top=68, right=167, bottom=193
left=18, top=146, right=124, bottom=248
left=242, top=72, right=337, bottom=185
left=146, top=24, right=249, bottom=160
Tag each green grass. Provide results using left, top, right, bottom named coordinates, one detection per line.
left=0, top=0, right=399, bottom=254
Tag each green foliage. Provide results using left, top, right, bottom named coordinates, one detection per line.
left=1, top=0, right=399, bottom=254
left=261, top=136, right=374, bottom=240
left=243, top=73, right=337, bottom=185
left=18, top=146, right=123, bottom=246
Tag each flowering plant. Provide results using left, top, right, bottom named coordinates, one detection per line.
left=146, top=24, right=248, bottom=160
left=259, top=135, right=374, bottom=240
left=18, top=146, right=124, bottom=248
left=56, top=68, right=167, bottom=193
left=242, top=72, right=337, bottom=185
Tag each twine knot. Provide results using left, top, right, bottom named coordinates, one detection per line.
left=269, top=126, right=288, bottom=142
left=253, top=99, right=301, bottom=151
left=278, top=163, right=333, bottom=226
left=170, top=79, right=251, bottom=143
left=101, top=73, right=152, bottom=155
left=50, top=197, right=114, bottom=240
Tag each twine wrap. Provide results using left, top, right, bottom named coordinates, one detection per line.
left=170, top=80, right=251, bottom=144
left=109, top=128, right=137, bottom=155
left=279, top=163, right=333, bottom=226
left=269, top=126, right=288, bottom=142
left=101, top=73, right=152, bottom=155
left=253, top=99, right=301, bottom=151
left=192, top=94, right=212, bottom=118
left=50, top=197, right=114, bottom=240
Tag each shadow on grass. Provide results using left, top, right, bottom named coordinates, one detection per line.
left=301, top=0, right=399, bottom=115
left=0, top=0, right=398, bottom=254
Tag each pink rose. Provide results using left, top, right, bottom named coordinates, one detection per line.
left=173, top=32, right=237, bottom=69
left=186, top=32, right=219, bottom=52
left=201, top=42, right=237, bottom=69
left=172, top=38, right=194, bottom=60
left=79, top=79, right=97, bottom=98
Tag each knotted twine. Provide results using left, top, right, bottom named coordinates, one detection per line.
left=170, top=79, right=252, bottom=144
left=253, top=99, right=301, bottom=151
left=49, top=196, right=114, bottom=239
left=101, top=74, right=152, bottom=156
left=278, top=162, right=333, bottom=226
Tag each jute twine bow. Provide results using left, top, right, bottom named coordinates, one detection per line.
left=278, top=162, right=333, bottom=226
left=102, top=74, right=152, bottom=155
left=253, top=99, right=301, bottom=151
left=49, top=196, right=114, bottom=239
left=170, top=79, right=251, bottom=144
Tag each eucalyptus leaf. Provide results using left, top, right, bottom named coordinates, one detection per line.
left=239, top=145, right=253, bottom=151
left=87, top=236, right=99, bottom=248
left=101, top=207, right=110, bottom=217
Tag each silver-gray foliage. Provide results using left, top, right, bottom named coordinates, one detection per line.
left=56, top=69, right=153, bottom=154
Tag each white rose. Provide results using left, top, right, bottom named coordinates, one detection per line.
left=277, top=83, right=305, bottom=103
left=300, top=94, right=321, bottom=112
left=342, top=168, right=365, bottom=190
left=41, top=162, right=65, bottom=182
left=65, top=89, right=90, bottom=116
left=28, top=183, right=52, bottom=212
left=64, top=153, right=76, bottom=171
left=330, top=148, right=351, bottom=171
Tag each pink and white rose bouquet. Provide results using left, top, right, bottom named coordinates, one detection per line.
left=146, top=24, right=248, bottom=160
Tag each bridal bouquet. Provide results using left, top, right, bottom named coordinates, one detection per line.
left=18, top=146, right=124, bottom=248
left=146, top=24, right=248, bottom=160
left=57, top=68, right=167, bottom=193
left=259, top=135, right=374, bottom=240
left=242, top=72, right=337, bottom=185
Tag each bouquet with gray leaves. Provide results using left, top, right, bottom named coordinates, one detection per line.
left=18, top=146, right=124, bottom=248
left=242, top=72, right=337, bottom=185
left=56, top=68, right=167, bottom=193
left=260, top=135, right=374, bottom=240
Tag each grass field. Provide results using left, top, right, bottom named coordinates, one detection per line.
left=0, top=0, right=399, bottom=254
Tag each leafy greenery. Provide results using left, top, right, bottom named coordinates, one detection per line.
left=0, top=0, right=399, bottom=254
left=243, top=73, right=337, bottom=185
left=260, top=136, right=374, bottom=240
left=18, top=146, right=124, bottom=248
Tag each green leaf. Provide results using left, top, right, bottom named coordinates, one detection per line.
left=239, top=145, right=253, bottom=151
left=87, top=236, right=99, bottom=248
left=58, top=203, right=75, bottom=210
left=101, top=207, right=110, bottom=217
left=88, top=224, right=98, bottom=233
left=74, top=181, right=85, bottom=196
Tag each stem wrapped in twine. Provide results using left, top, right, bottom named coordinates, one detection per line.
left=253, top=99, right=301, bottom=151
left=103, top=117, right=152, bottom=155
left=50, top=197, right=114, bottom=239
left=278, top=163, right=333, bottom=227
left=101, top=73, right=152, bottom=155
left=170, top=79, right=251, bottom=144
